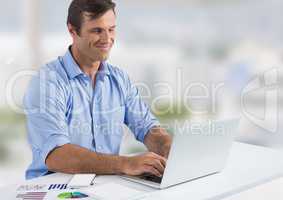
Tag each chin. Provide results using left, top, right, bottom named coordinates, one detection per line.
left=100, top=53, right=110, bottom=61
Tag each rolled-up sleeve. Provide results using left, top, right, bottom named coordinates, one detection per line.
left=123, top=72, right=160, bottom=143
left=24, top=68, right=70, bottom=167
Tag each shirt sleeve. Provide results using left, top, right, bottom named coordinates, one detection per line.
left=24, top=68, right=70, bottom=166
left=122, top=71, right=160, bottom=143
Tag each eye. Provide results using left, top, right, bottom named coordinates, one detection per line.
left=91, top=28, right=103, bottom=34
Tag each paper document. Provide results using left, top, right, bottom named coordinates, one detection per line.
left=68, top=174, right=96, bottom=188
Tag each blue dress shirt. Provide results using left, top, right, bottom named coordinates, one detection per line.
left=24, top=47, right=160, bottom=180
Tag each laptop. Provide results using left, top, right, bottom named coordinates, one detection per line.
left=121, top=118, right=239, bottom=189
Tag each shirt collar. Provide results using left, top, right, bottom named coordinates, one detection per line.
left=62, top=46, right=110, bottom=80
left=98, top=61, right=111, bottom=79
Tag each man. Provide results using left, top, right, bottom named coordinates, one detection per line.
left=24, top=0, right=172, bottom=180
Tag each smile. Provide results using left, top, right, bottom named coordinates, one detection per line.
left=95, top=44, right=111, bottom=51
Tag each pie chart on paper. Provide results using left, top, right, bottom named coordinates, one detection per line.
left=57, top=191, right=89, bottom=199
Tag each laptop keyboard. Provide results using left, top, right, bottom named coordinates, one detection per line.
left=139, top=174, right=163, bottom=183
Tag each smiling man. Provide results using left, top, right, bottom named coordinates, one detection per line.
left=24, top=0, right=172, bottom=180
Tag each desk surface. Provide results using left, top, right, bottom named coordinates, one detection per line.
left=222, top=177, right=283, bottom=200
left=2, top=142, right=283, bottom=200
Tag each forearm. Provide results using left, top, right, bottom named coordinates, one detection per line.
left=46, top=144, right=127, bottom=175
left=144, top=127, right=172, bottom=158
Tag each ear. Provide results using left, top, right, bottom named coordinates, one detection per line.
left=67, top=23, right=79, bottom=38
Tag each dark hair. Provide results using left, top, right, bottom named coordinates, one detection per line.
left=67, top=0, right=116, bottom=34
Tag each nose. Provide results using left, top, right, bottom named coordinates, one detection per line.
left=101, top=30, right=111, bottom=43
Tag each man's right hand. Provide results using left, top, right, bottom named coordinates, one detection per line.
left=121, top=152, right=167, bottom=177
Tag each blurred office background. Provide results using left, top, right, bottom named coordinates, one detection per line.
left=0, top=0, right=282, bottom=186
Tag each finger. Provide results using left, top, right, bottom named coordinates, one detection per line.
left=145, top=159, right=165, bottom=175
left=144, top=165, right=162, bottom=177
left=149, top=152, right=167, bottom=164
left=148, top=152, right=167, bottom=167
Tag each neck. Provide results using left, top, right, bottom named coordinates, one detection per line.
left=70, top=45, right=100, bottom=78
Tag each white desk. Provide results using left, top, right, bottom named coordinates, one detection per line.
left=222, top=178, right=283, bottom=200
left=2, top=142, right=283, bottom=200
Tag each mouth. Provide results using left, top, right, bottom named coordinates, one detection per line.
left=95, top=44, right=112, bottom=51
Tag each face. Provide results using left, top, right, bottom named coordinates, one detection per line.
left=69, top=9, right=116, bottom=62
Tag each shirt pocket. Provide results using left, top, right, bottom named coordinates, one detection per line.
left=98, top=105, right=125, bottom=137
